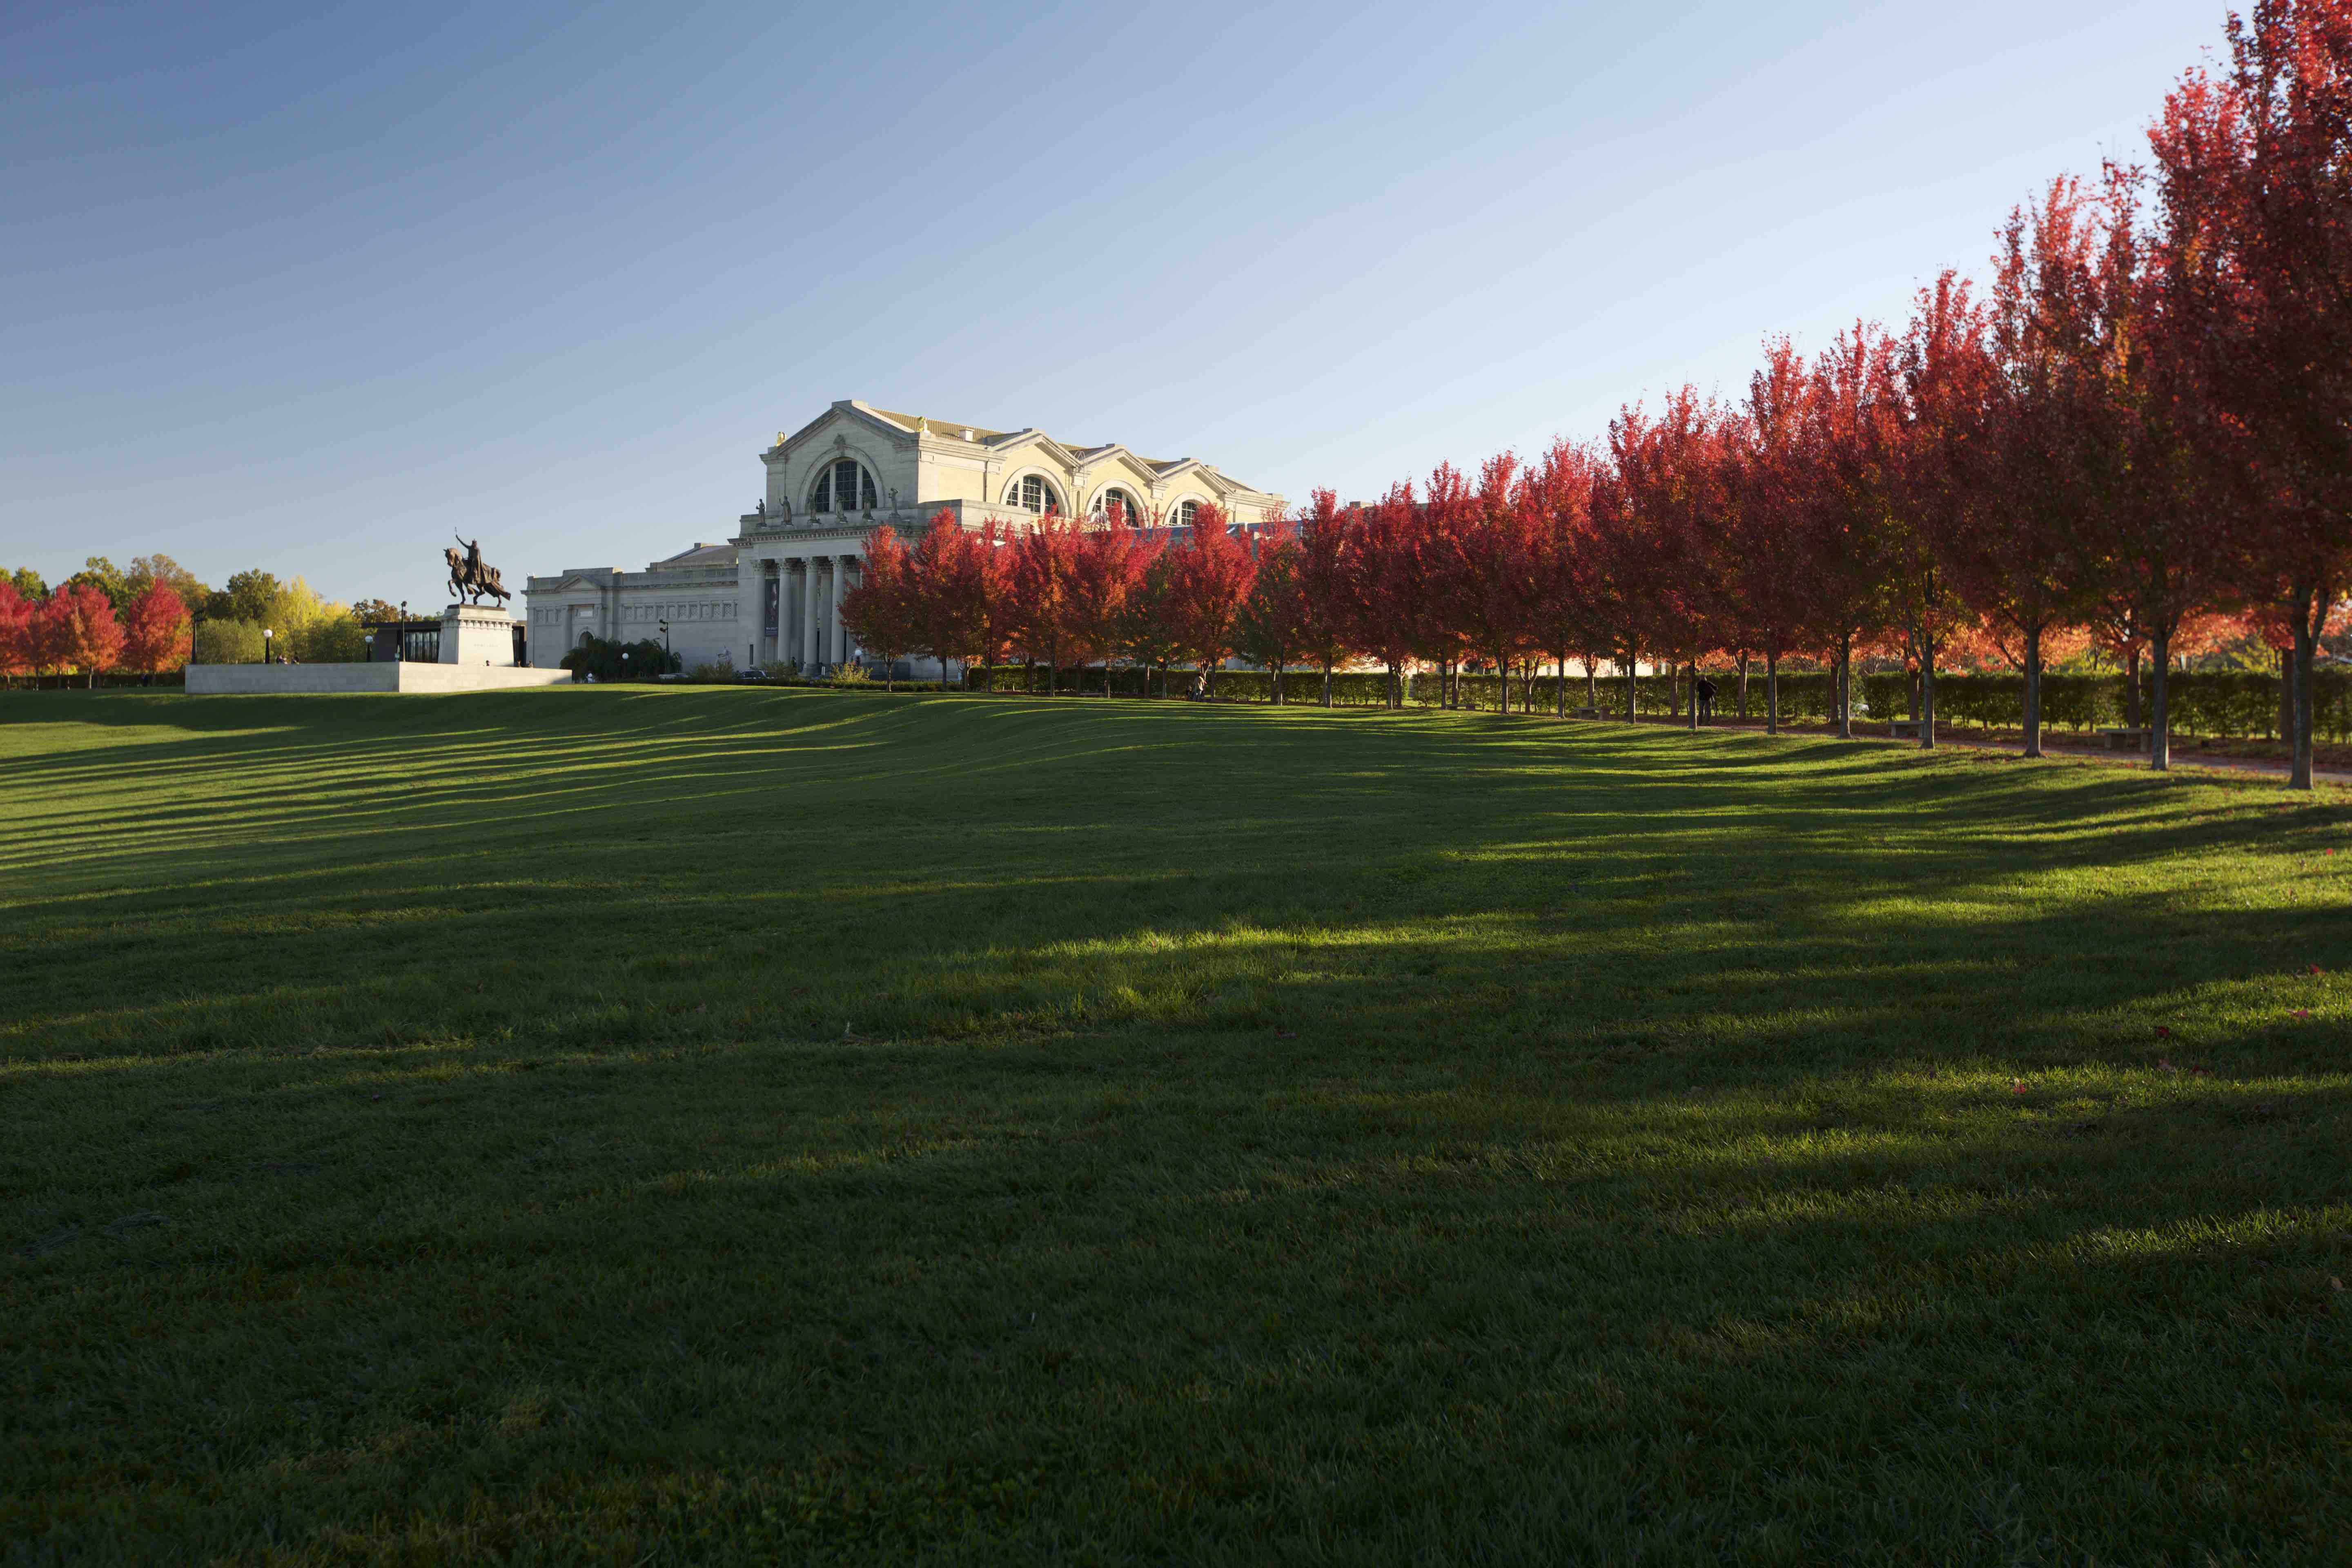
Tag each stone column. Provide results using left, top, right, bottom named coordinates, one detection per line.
left=785, top=564, right=804, bottom=663
left=764, top=559, right=780, bottom=664
left=829, top=555, right=853, bottom=665
left=800, top=557, right=821, bottom=669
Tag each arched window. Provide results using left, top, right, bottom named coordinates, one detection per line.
left=809, top=459, right=878, bottom=514
left=1094, top=487, right=1145, bottom=526
left=1175, top=499, right=1201, bottom=528
left=1007, top=473, right=1062, bottom=514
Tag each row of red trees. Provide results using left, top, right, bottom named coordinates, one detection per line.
left=843, top=2, right=2352, bottom=789
left=0, top=580, right=191, bottom=687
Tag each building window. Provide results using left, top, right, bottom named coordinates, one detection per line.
left=1009, top=474, right=1062, bottom=514
left=1095, top=487, right=1144, bottom=526
left=810, top=459, right=878, bottom=513
left=1176, top=499, right=1201, bottom=528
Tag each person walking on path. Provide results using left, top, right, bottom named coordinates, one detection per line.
left=1695, top=674, right=1717, bottom=724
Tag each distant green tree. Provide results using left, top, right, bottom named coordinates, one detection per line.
left=292, top=610, right=367, bottom=663
left=351, top=598, right=401, bottom=624
left=10, top=567, right=49, bottom=600
left=193, top=619, right=263, bottom=665
left=61, top=557, right=131, bottom=614
left=222, top=570, right=284, bottom=625
left=127, top=554, right=209, bottom=609
left=559, top=635, right=679, bottom=682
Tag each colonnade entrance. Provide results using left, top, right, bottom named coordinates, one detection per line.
left=757, top=552, right=860, bottom=673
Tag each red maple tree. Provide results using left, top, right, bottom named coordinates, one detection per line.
left=1007, top=513, right=1083, bottom=693
left=837, top=525, right=918, bottom=689
left=120, top=581, right=193, bottom=677
left=38, top=582, right=126, bottom=688
left=1292, top=490, right=1358, bottom=708
left=1066, top=512, right=1152, bottom=695
left=0, top=581, right=33, bottom=688
left=2148, top=1, right=2352, bottom=788
left=1164, top=504, right=1254, bottom=698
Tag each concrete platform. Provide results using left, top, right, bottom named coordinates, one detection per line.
left=185, top=663, right=574, bottom=695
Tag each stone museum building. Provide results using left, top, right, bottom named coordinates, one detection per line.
left=521, top=400, right=1286, bottom=673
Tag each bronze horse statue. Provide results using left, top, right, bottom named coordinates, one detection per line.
left=446, top=537, right=511, bottom=606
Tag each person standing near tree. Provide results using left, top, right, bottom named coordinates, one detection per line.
left=1695, top=673, right=1717, bottom=723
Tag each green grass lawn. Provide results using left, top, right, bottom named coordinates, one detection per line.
left=4, top=688, right=2349, bottom=1565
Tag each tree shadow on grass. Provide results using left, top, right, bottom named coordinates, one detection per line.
left=10, top=694, right=2351, bottom=1557
left=4, top=1022, right=2347, bottom=1562
left=4, top=702, right=2347, bottom=1074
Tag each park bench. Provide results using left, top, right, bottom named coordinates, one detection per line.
left=1886, top=719, right=1921, bottom=738
left=1571, top=706, right=1603, bottom=720
left=2098, top=727, right=2153, bottom=752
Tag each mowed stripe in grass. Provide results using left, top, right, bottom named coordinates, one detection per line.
left=2, top=687, right=2348, bottom=1564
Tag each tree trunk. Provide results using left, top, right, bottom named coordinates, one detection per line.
left=2124, top=647, right=2141, bottom=729
left=2023, top=623, right=2044, bottom=759
left=1837, top=634, right=1853, bottom=740
left=2150, top=626, right=2172, bottom=771
left=1495, top=647, right=1509, bottom=715
left=1272, top=661, right=1284, bottom=706
left=1556, top=649, right=1568, bottom=717
left=1920, top=635, right=1937, bottom=749
left=1765, top=650, right=1779, bottom=737
left=1737, top=652, right=1751, bottom=719
left=1585, top=659, right=1597, bottom=712
left=1686, top=662, right=1698, bottom=730
left=1625, top=652, right=1638, bottom=722
left=1322, top=660, right=1334, bottom=708
left=2290, top=584, right=2319, bottom=791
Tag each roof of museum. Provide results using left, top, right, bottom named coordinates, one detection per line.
left=649, top=543, right=737, bottom=569
left=866, top=406, right=1184, bottom=472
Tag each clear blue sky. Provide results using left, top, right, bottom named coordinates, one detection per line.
left=5, top=0, right=2227, bottom=609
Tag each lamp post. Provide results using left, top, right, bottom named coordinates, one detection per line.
left=396, top=601, right=408, bottom=662
left=261, top=628, right=273, bottom=665
left=621, top=648, right=630, bottom=683
left=659, top=619, right=670, bottom=659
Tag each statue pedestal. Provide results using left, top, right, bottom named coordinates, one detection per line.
left=441, top=604, right=519, bottom=667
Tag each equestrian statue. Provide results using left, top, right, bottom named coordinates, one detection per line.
left=445, top=535, right=511, bottom=606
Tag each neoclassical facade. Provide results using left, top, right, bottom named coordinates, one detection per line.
left=523, top=400, right=1285, bottom=673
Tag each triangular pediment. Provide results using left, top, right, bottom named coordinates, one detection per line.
left=771, top=401, right=922, bottom=460
left=981, top=428, right=1086, bottom=469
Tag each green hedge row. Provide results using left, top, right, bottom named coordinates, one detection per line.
left=954, top=662, right=2351, bottom=739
